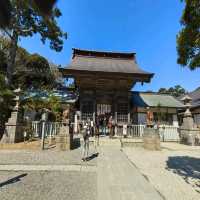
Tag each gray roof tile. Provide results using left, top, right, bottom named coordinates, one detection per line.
left=132, top=92, right=184, bottom=108
left=64, top=49, right=153, bottom=76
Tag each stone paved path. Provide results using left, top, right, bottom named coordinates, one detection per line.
left=0, top=171, right=96, bottom=200
left=123, top=146, right=200, bottom=200
left=0, top=164, right=96, bottom=172
left=97, top=146, right=163, bottom=200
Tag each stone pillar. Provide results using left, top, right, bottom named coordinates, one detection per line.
left=143, top=107, right=161, bottom=150
left=173, top=114, right=179, bottom=127
left=128, top=113, right=131, bottom=124
left=56, top=123, right=73, bottom=151
left=1, top=88, right=23, bottom=144
left=1, top=110, right=23, bottom=143
left=143, top=127, right=161, bottom=150
left=180, top=95, right=200, bottom=145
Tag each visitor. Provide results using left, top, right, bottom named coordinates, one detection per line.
left=123, top=124, right=128, bottom=138
left=111, top=116, right=115, bottom=137
left=96, top=115, right=100, bottom=135
left=82, top=119, right=91, bottom=161
left=90, top=119, right=94, bottom=137
left=103, top=116, right=107, bottom=136
left=94, top=116, right=100, bottom=152
left=108, top=115, right=113, bottom=138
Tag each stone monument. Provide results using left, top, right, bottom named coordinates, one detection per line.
left=56, top=108, right=73, bottom=151
left=1, top=88, right=24, bottom=143
left=143, top=107, right=161, bottom=150
left=180, top=95, right=200, bottom=145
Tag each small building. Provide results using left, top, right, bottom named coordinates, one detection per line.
left=132, top=92, right=184, bottom=126
left=60, top=48, right=154, bottom=124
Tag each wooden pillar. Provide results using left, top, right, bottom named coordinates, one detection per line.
left=93, top=101, right=96, bottom=122
left=128, top=92, right=131, bottom=124
left=114, top=99, right=118, bottom=124
left=80, top=101, right=82, bottom=121
left=93, top=89, right=96, bottom=122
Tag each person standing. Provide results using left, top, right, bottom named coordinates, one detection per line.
left=90, top=119, right=94, bottom=137
left=94, top=116, right=100, bottom=152
left=103, top=116, right=107, bottom=136
left=108, top=115, right=113, bottom=138
left=82, top=119, right=90, bottom=161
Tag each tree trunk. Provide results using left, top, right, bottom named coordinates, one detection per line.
left=7, top=31, right=18, bottom=86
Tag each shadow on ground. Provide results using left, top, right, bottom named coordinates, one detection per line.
left=0, top=173, right=27, bottom=188
left=72, top=138, right=81, bottom=150
left=166, top=156, right=200, bottom=192
left=86, top=153, right=99, bottom=161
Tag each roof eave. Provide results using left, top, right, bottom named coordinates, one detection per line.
left=59, top=68, right=154, bottom=83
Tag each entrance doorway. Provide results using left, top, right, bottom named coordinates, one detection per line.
left=97, top=104, right=112, bottom=115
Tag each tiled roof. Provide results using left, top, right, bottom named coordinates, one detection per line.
left=132, top=92, right=184, bottom=108
left=64, top=49, right=154, bottom=77
left=178, top=87, right=200, bottom=108
left=188, top=87, right=200, bottom=108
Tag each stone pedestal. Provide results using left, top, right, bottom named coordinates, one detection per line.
left=0, top=110, right=23, bottom=144
left=180, top=109, right=200, bottom=146
left=143, top=127, right=161, bottom=150
left=180, top=128, right=199, bottom=145
left=56, top=125, right=73, bottom=151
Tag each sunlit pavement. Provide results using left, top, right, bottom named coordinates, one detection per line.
left=1, top=140, right=200, bottom=200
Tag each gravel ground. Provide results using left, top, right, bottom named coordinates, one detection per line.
left=0, top=171, right=97, bottom=200
left=123, top=145, right=200, bottom=200
left=0, top=147, right=97, bottom=166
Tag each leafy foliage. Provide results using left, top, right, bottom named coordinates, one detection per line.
left=0, top=50, right=7, bottom=73
left=0, top=0, right=58, bottom=28
left=0, top=73, right=14, bottom=136
left=22, top=93, right=63, bottom=122
left=158, top=85, right=186, bottom=97
left=14, top=53, right=55, bottom=90
left=0, top=36, right=59, bottom=90
left=7, top=0, right=67, bottom=51
left=0, top=0, right=12, bottom=28
left=177, top=0, right=200, bottom=69
left=1, top=0, right=66, bottom=84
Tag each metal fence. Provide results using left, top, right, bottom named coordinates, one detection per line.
left=115, top=124, right=145, bottom=137
left=159, top=125, right=180, bottom=142
left=115, top=124, right=180, bottom=141
left=31, top=121, right=180, bottom=142
left=32, top=121, right=62, bottom=138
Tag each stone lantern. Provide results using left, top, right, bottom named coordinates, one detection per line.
left=180, top=95, right=200, bottom=145
left=1, top=87, right=24, bottom=143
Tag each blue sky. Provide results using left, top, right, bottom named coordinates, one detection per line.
left=20, top=0, right=200, bottom=92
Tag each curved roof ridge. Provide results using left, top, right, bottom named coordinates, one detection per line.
left=72, top=48, right=136, bottom=59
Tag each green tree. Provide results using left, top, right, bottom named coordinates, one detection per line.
left=158, top=88, right=168, bottom=94
left=158, top=85, right=186, bottom=97
left=0, top=0, right=58, bottom=28
left=177, top=0, right=200, bottom=69
left=22, top=94, right=62, bottom=122
left=14, top=53, right=55, bottom=90
left=1, top=0, right=66, bottom=85
left=0, top=71, right=14, bottom=137
left=0, top=36, right=56, bottom=90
